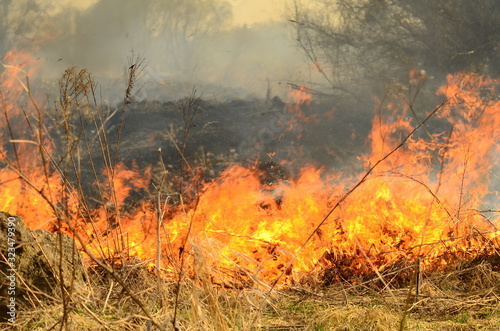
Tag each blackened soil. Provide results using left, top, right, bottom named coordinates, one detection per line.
left=61, top=96, right=379, bottom=207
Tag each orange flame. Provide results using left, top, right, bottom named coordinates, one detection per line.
left=287, top=85, right=319, bottom=125
left=0, top=50, right=61, bottom=228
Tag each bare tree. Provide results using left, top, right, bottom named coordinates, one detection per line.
left=398, top=0, right=500, bottom=74
left=290, top=0, right=500, bottom=97
left=146, top=0, right=232, bottom=76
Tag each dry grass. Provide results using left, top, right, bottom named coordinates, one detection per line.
left=3, top=256, right=500, bottom=330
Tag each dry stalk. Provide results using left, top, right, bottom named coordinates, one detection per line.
left=171, top=193, right=199, bottom=330
left=166, top=126, right=194, bottom=176
left=399, top=258, right=421, bottom=331
left=112, top=53, right=145, bottom=168
left=154, top=147, right=172, bottom=309
left=355, top=236, right=397, bottom=303
left=101, top=280, right=114, bottom=313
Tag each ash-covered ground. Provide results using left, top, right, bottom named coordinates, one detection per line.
left=66, top=93, right=381, bottom=207
left=107, top=96, right=374, bottom=169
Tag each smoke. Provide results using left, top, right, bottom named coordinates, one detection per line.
left=0, top=0, right=314, bottom=101
left=3, top=1, right=498, bottom=179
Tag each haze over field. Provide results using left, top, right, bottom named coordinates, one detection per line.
left=0, top=0, right=498, bottom=104
left=0, top=0, right=314, bottom=100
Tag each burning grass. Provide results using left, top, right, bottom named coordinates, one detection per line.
left=0, top=49, right=499, bottom=329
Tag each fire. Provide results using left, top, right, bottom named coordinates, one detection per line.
left=79, top=72, right=498, bottom=286
left=287, top=85, right=320, bottom=125
left=1, top=49, right=499, bottom=287
left=0, top=50, right=63, bottom=229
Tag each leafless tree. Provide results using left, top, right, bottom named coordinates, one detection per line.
left=290, top=0, right=500, bottom=98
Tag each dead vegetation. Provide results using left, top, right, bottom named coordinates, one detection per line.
left=2, top=248, right=500, bottom=330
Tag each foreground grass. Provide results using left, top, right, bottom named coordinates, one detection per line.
left=3, top=258, right=500, bottom=331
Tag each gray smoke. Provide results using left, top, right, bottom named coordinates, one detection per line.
left=1, top=0, right=313, bottom=101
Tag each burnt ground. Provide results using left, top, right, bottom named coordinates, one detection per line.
left=107, top=96, right=373, bottom=171
left=57, top=93, right=449, bottom=209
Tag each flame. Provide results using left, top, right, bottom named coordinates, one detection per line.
left=287, top=85, right=319, bottom=125
left=0, top=50, right=62, bottom=228
left=1, top=51, right=499, bottom=288
left=159, top=73, right=498, bottom=284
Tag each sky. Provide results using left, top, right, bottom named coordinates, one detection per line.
left=63, top=0, right=289, bottom=26
left=230, top=0, right=288, bottom=26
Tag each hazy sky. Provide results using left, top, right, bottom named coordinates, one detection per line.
left=231, top=0, right=288, bottom=26
left=8, top=0, right=308, bottom=99
left=67, top=0, right=289, bottom=27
